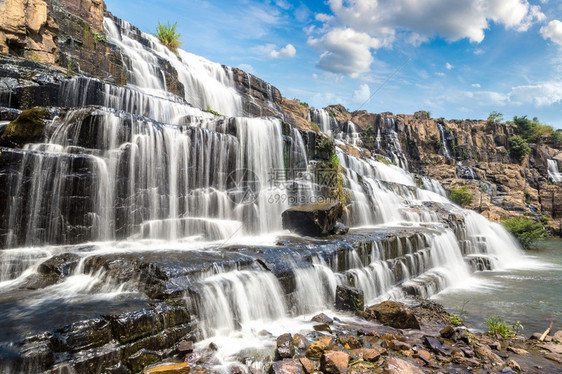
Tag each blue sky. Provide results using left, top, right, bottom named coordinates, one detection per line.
left=105, top=0, right=562, bottom=128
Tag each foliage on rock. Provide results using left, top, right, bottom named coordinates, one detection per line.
left=1, top=107, right=47, bottom=148
left=508, top=135, right=531, bottom=162
left=155, top=21, right=182, bottom=52
left=449, top=186, right=474, bottom=207
left=502, top=217, right=547, bottom=249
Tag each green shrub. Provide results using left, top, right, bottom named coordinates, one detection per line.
left=310, top=121, right=320, bottom=133
left=155, top=21, right=182, bottom=51
left=511, top=115, right=552, bottom=143
left=502, top=217, right=547, bottom=249
left=487, top=111, right=503, bottom=124
left=508, top=135, right=531, bottom=162
left=449, top=185, right=474, bottom=207
left=486, top=316, right=523, bottom=339
left=205, top=107, right=221, bottom=116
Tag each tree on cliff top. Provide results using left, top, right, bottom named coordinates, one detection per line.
left=155, top=22, right=182, bottom=52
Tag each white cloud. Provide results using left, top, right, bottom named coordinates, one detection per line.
left=238, top=64, right=256, bottom=75
left=253, top=43, right=296, bottom=59
left=473, top=48, right=485, bottom=55
left=312, top=73, right=318, bottom=79
left=308, top=28, right=381, bottom=78
left=510, top=81, right=562, bottom=106
left=353, top=84, right=371, bottom=102
left=274, top=0, right=291, bottom=10
left=445, top=62, right=454, bottom=70
left=540, top=20, right=562, bottom=45
left=269, top=44, right=296, bottom=58
left=310, top=0, right=545, bottom=77
left=472, top=83, right=481, bottom=88
left=435, top=72, right=445, bottom=77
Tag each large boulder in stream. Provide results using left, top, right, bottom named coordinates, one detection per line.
left=281, top=200, right=343, bottom=236
left=366, top=301, right=421, bottom=330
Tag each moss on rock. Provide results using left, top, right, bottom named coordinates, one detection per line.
left=1, top=107, right=47, bottom=147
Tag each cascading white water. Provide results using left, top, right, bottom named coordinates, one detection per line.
left=548, top=159, right=562, bottom=182
left=437, top=122, right=452, bottom=159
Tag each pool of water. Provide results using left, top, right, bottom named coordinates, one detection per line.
left=434, top=238, right=562, bottom=335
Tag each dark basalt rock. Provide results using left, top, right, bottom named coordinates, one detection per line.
left=0, top=107, right=47, bottom=148
left=281, top=200, right=343, bottom=236
left=335, top=285, right=364, bottom=312
left=366, top=301, right=421, bottom=330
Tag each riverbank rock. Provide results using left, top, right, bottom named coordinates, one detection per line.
left=281, top=200, right=343, bottom=236
left=321, top=351, right=349, bottom=374
left=143, top=362, right=190, bottom=374
left=366, top=301, right=421, bottom=330
left=269, top=359, right=304, bottom=374
left=335, top=285, right=364, bottom=312
left=306, top=336, right=333, bottom=359
left=383, top=357, right=423, bottom=374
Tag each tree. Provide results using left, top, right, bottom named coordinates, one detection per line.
left=487, top=111, right=503, bottom=124
left=502, top=217, right=547, bottom=249
left=449, top=185, right=474, bottom=207
left=508, top=136, right=531, bottom=162
left=155, top=21, right=182, bottom=52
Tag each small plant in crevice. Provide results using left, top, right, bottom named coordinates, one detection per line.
left=449, top=185, right=474, bottom=207
left=155, top=21, right=182, bottom=52
left=205, top=107, right=221, bottom=116
left=449, top=299, right=469, bottom=326
left=486, top=316, right=523, bottom=339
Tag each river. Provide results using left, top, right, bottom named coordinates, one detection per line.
left=434, top=238, right=562, bottom=335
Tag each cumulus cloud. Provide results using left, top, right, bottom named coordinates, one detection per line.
left=510, top=81, right=562, bottom=106
left=445, top=62, right=454, bottom=70
left=311, top=0, right=545, bottom=77
left=472, top=83, right=481, bottom=88
left=308, top=28, right=381, bottom=78
left=353, top=84, right=371, bottom=102
left=540, top=20, right=562, bottom=45
left=254, top=43, right=296, bottom=59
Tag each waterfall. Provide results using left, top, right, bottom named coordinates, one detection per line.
left=548, top=159, right=562, bottom=182
left=437, top=122, right=452, bottom=159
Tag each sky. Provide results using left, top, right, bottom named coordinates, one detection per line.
left=105, top=0, right=562, bottom=128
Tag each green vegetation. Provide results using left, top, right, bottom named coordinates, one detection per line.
left=205, top=107, right=221, bottom=116
left=508, top=135, right=531, bottom=162
left=91, top=30, right=107, bottom=44
left=310, top=121, right=320, bottom=133
left=375, top=155, right=397, bottom=166
left=449, top=185, right=474, bottom=207
left=1, top=107, right=47, bottom=147
left=487, top=111, right=503, bottom=124
left=502, top=217, right=548, bottom=249
left=329, top=110, right=337, bottom=118
left=486, top=316, right=523, bottom=339
left=155, top=21, right=182, bottom=52
left=315, top=139, right=349, bottom=206
left=449, top=300, right=469, bottom=326
left=510, top=115, right=552, bottom=144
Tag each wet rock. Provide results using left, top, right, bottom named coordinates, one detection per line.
left=338, top=335, right=362, bottom=350
left=292, top=334, right=310, bottom=350
left=54, top=317, right=112, bottom=353
left=389, top=340, right=411, bottom=351
left=423, top=337, right=447, bottom=356
left=269, top=359, right=304, bottom=374
left=306, top=336, right=333, bottom=359
left=349, top=347, right=386, bottom=362
left=507, top=359, right=521, bottom=372
left=553, top=330, right=562, bottom=343
left=506, top=346, right=528, bottom=355
left=335, top=285, right=364, bottom=312
left=414, top=349, right=432, bottom=364
left=0, top=107, right=47, bottom=147
left=177, top=341, right=193, bottom=353
left=313, top=324, right=332, bottom=333
left=383, top=357, right=423, bottom=374
left=348, top=361, right=380, bottom=374
left=144, top=362, right=190, bottom=373
left=439, top=325, right=455, bottom=339
left=332, top=222, right=349, bottom=235
left=299, top=357, right=316, bottom=374
left=277, top=333, right=295, bottom=359
left=489, top=341, right=501, bottom=351
left=311, top=313, right=333, bottom=324
left=475, top=344, right=504, bottom=365
left=321, top=351, right=349, bottom=374
left=530, top=332, right=543, bottom=340
left=281, top=200, right=343, bottom=236
left=127, top=349, right=162, bottom=373
left=366, top=301, right=420, bottom=330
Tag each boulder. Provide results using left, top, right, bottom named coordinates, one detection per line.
left=366, top=301, right=421, bottom=330
left=553, top=330, right=562, bottom=344
left=349, top=347, right=386, bottom=362
left=281, top=200, right=342, bottom=236
left=277, top=333, right=295, bottom=359
left=143, top=362, right=190, bottom=374
left=298, top=357, right=316, bottom=374
left=269, top=359, right=304, bottom=374
left=383, top=357, right=423, bottom=374
left=0, top=107, right=47, bottom=147
left=335, top=285, right=364, bottom=312
left=321, top=351, right=349, bottom=374
left=292, top=334, right=310, bottom=350
left=311, top=313, right=333, bottom=324
left=306, top=336, right=333, bottom=359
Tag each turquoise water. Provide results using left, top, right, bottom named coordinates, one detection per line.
left=434, top=239, right=562, bottom=335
